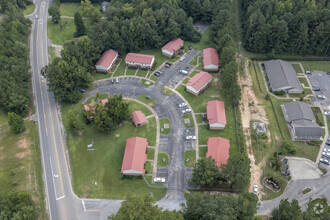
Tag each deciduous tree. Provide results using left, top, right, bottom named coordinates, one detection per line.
left=8, top=112, right=25, bottom=134
left=271, top=199, right=301, bottom=220
left=48, top=4, right=61, bottom=24
left=74, top=12, right=86, bottom=36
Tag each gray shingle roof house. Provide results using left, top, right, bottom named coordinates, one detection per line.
left=282, top=101, right=322, bottom=140
left=264, top=60, right=303, bottom=94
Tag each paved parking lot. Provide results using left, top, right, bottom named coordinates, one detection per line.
left=307, top=71, right=330, bottom=108
left=287, top=157, right=322, bottom=180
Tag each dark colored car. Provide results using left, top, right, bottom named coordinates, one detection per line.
left=154, top=72, right=160, bottom=77
left=327, top=72, right=330, bottom=75
left=155, top=70, right=162, bottom=75
left=165, top=62, right=172, bottom=66
left=312, top=87, right=321, bottom=91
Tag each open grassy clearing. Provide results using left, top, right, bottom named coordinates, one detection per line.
left=298, top=77, right=309, bottom=87
left=159, top=118, right=171, bottom=135
left=61, top=99, right=165, bottom=200
left=300, top=61, right=330, bottom=72
left=184, top=28, right=211, bottom=51
left=137, top=95, right=156, bottom=107
left=190, top=54, right=200, bottom=66
left=182, top=113, right=194, bottom=128
left=59, top=2, right=102, bottom=17
left=292, top=64, right=303, bottom=73
left=157, top=152, right=169, bottom=167
left=199, top=146, right=207, bottom=158
left=85, top=93, right=108, bottom=104
left=184, top=150, right=196, bottom=167
left=47, top=19, right=75, bottom=45
left=0, top=121, right=47, bottom=219
left=23, top=3, right=35, bottom=16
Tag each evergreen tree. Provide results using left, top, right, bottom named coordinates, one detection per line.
left=8, top=112, right=25, bottom=134
left=74, top=12, right=86, bottom=36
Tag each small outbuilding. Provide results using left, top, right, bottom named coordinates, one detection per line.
left=161, top=38, right=184, bottom=57
left=121, top=137, right=148, bottom=176
left=206, top=137, right=230, bottom=168
left=207, top=100, right=226, bottom=130
left=203, top=48, right=219, bottom=71
left=186, top=71, right=212, bottom=95
left=95, top=49, right=118, bottom=72
left=131, top=111, right=147, bottom=127
left=125, top=53, right=155, bottom=69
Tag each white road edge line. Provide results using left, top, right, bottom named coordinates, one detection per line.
left=82, top=200, right=86, bottom=212
left=50, top=157, right=65, bottom=200
left=56, top=196, right=65, bottom=201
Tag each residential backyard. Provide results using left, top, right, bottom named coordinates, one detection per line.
left=61, top=98, right=165, bottom=200
left=47, top=19, right=76, bottom=45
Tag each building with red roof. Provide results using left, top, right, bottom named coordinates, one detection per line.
left=95, top=49, right=118, bottom=72
left=207, top=100, right=226, bottom=130
left=206, top=137, right=230, bottom=168
left=186, top=71, right=212, bottom=95
left=121, top=137, right=148, bottom=175
left=161, top=38, right=184, bottom=57
left=131, top=111, right=147, bottom=127
left=84, top=98, right=109, bottom=121
left=203, top=48, right=219, bottom=72
left=125, top=53, right=155, bottom=69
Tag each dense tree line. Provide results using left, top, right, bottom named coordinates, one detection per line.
left=242, top=0, right=330, bottom=56
left=0, top=0, right=32, bottom=13
left=88, top=1, right=201, bottom=54
left=0, top=9, right=31, bottom=116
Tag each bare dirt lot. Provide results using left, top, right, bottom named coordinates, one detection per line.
left=238, top=57, right=269, bottom=199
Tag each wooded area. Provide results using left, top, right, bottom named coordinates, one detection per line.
left=242, top=0, right=330, bottom=56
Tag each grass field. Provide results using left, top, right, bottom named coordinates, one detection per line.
left=288, top=88, right=313, bottom=98
left=61, top=98, right=166, bottom=200
left=184, top=28, right=211, bottom=51
left=127, top=100, right=153, bottom=117
left=0, top=121, right=47, bottom=219
left=112, top=60, right=127, bottom=77
left=182, top=113, right=194, bottom=128
left=147, top=148, right=155, bottom=160
left=159, top=118, right=171, bottom=135
left=311, top=107, right=325, bottom=126
left=157, top=152, right=169, bottom=167
left=59, top=3, right=101, bottom=17
left=23, top=3, right=35, bottom=16
left=182, top=77, right=189, bottom=84
left=136, top=69, right=149, bottom=78
left=300, top=61, right=330, bottom=72
left=184, top=150, right=196, bottom=167
left=292, top=64, right=303, bottom=73
left=298, top=77, right=309, bottom=87
left=199, top=146, right=207, bottom=158
left=150, top=75, right=159, bottom=82
left=126, top=67, right=137, bottom=76
left=48, top=19, right=75, bottom=45
left=137, top=95, right=156, bottom=107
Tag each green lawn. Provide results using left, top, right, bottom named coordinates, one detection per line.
left=144, top=162, right=153, bottom=174
left=157, top=152, right=169, bottom=167
left=182, top=113, right=194, bottom=128
left=292, top=63, right=303, bottom=73
left=182, top=77, right=189, bottom=84
left=159, top=118, right=171, bottom=135
left=311, top=107, right=325, bottom=126
left=61, top=101, right=165, bottom=200
left=47, top=19, right=75, bottom=45
left=190, top=54, right=200, bottom=66
left=184, top=28, right=211, bottom=51
left=196, top=114, right=205, bottom=123
left=199, top=146, right=207, bottom=158
left=126, top=67, right=137, bottom=76
left=23, top=3, right=35, bottom=16
left=137, top=95, right=156, bottom=107
left=112, top=60, right=127, bottom=77
left=136, top=69, right=149, bottom=78
left=298, top=77, right=309, bottom=87
left=141, top=79, right=154, bottom=87
left=162, top=87, right=173, bottom=96
left=127, top=99, right=153, bottom=117
left=288, top=88, right=313, bottom=98
left=184, top=150, right=196, bottom=167
left=261, top=165, right=288, bottom=201
left=150, top=75, right=158, bottom=82
left=147, top=148, right=155, bottom=160
left=300, top=61, right=330, bottom=72
left=60, top=3, right=82, bottom=17
left=0, top=121, right=47, bottom=219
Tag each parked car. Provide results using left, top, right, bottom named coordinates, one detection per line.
left=154, top=72, right=160, bottom=77
left=165, top=62, right=172, bottom=66
left=317, top=94, right=326, bottom=100
left=253, top=185, right=258, bottom=194
left=155, top=70, right=162, bottom=75
left=322, top=151, right=330, bottom=158
left=326, top=139, right=330, bottom=145
left=186, top=136, right=196, bottom=140
left=164, top=64, right=170, bottom=68
left=312, top=87, right=321, bottom=91
left=327, top=72, right=330, bottom=75
left=35, top=15, right=38, bottom=19
left=324, top=111, right=330, bottom=116
left=179, top=103, right=187, bottom=108
left=153, top=177, right=166, bottom=183
left=182, top=109, right=191, bottom=114
left=80, top=88, right=86, bottom=93
left=180, top=57, right=185, bottom=62
left=320, top=158, right=329, bottom=165
left=283, top=158, right=288, bottom=164
left=115, top=78, right=119, bottom=83
left=285, top=170, right=290, bottom=176
left=180, top=70, right=188, bottom=75
left=188, top=46, right=192, bottom=50
left=305, top=70, right=312, bottom=75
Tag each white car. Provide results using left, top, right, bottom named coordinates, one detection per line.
left=317, top=94, right=326, bottom=100
left=186, top=136, right=196, bottom=140
left=324, top=111, right=330, bottom=116
left=182, top=108, right=191, bottom=114
left=180, top=57, right=185, bottom=62
left=35, top=15, right=38, bottom=19
left=320, top=158, right=329, bottom=165
left=253, top=185, right=258, bottom=194
left=153, top=177, right=165, bottom=183
left=322, top=152, right=330, bottom=158
left=179, top=103, right=187, bottom=108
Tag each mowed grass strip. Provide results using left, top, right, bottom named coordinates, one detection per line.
left=199, top=146, right=207, bottom=158
left=182, top=113, right=194, bottom=128
left=298, top=77, right=309, bottom=87
left=157, top=152, right=169, bottom=167
left=184, top=150, right=196, bottom=167
left=147, top=148, right=155, bottom=160
left=47, top=19, right=76, bottom=45
left=112, top=60, right=127, bottom=77
left=159, top=118, right=171, bottom=135
left=137, top=95, right=156, bottom=107
left=301, top=61, right=330, bottom=72
left=292, top=63, right=303, bottom=73
left=61, top=99, right=164, bottom=200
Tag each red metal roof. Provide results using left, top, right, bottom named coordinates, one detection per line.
left=131, top=111, right=147, bottom=126
left=203, top=48, right=219, bottom=66
left=187, top=71, right=213, bottom=91
left=95, top=49, right=118, bottom=67
left=121, top=137, right=148, bottom=174
left=125, top=53, right=154, bottom=65
left=162, top=38, right=184, bottom=52
left=207, top=100, right=226, bottom=125
left=206, top=137, right=230, bottom=167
